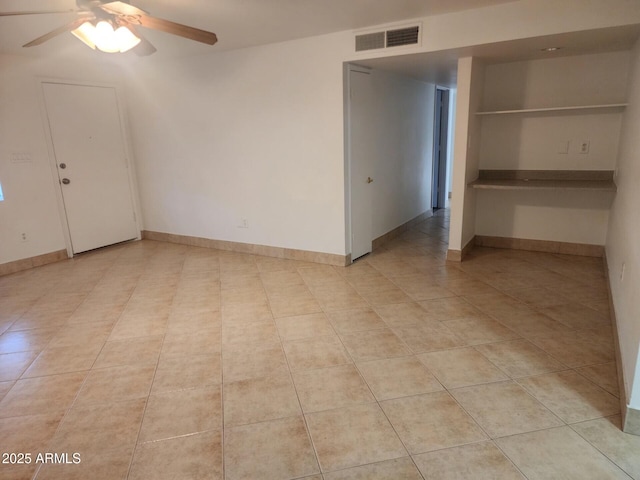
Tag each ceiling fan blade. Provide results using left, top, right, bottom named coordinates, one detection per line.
left=135, top=15, right=217, bottom=45
left=101, top=2, right=217, bottom=45
left=0, top=10, right=76, bottom=16
left=23, top=16, right=90, bottom=47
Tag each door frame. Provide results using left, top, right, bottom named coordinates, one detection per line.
left=38, top=77, right=142, bottom=258
left=344, top=63, right=374, bottom=263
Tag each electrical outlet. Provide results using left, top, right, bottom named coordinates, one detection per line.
left=579, top=141, right=590, bottom=154
left=238, top=218, right=248, bottom=229
left=20, top=232, right=28, bottom=242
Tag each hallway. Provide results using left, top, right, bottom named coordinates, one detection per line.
left=0, top=210, right=638, bottom=479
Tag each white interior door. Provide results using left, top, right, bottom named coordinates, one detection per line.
left=43, top=82, right=138, bottom=254
left=349, top=69, right=376, bottom=261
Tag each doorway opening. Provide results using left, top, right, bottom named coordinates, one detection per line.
left=432, top=87, right=450, bottom=211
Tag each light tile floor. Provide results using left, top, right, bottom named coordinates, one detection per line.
left=1, top=210, right=639, bottom=479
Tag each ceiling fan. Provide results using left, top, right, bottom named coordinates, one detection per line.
left=0, top=0, right=218, bottom=55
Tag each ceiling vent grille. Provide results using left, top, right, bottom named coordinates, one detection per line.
left=355, top=32, right=385, bottom=52
left=386, top=26, right=420, bottom=47
left=355, top=24, right=420, bottom=52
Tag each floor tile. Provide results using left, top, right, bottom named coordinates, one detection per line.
left=475, top=339, right=566, bottom=378
left=518, top=371, right=620, bottom=423
left=413, top=441, right=524, bottom=479
left=161, top=329, right=222, bottom=356
left=380, top=391, right=487, bottom=454
left=139, top=385, right=222, bottom=442
left=47, top=320, right=114, bottom=348
left=306, top=403, right=407, bottom=472
left=373, top=302, right=434, bottom=328
left=339, top=329, right=412, bottom=361
left=221, top=302, right=273, bottom=324
left=443, top=315, right=519, bottom=345
left=0, top=351, right=38, bottom=381
left=0, top=412, right=63, bottom=455
left=0, top=372, right=86, bottom=417
left=392, top=323, right=465, bottom=353
left=75, top=364, right=155, bottom=405
left=417, top=297, right=483, bottom=321
left=269, top=292, right=323, bottom=318
left=275, top=312, right=335, bottom=341
left=293, top=364, right=374, bottom=412
left=283, top=335, right=351, bottom=371
left=356, top=356, right=443, bottom=400
left=323, top=457, right=423, bottom=480
left=152, top=353, right=221, bottom=393
left=0, top=381, right=13, bottom=401
left=225, top=416, right=318, bottom=480
left=327, top=308, right=387, bottom=334
left=490, top=310, right=572, bottom=339
left=35, top=446, right=133, bottom=480
left=221, top=319, right=279, bottom=346
left=0, top=216, right=631, bottom=480
left=129, top=430, right=222, bottom=480
left=94, top=335, right=164, bottom=368
left=572, top=415, right=640, bottom=479
left=576, top=362, right=620, bottom=397
left=391, top=275, right=456, bottom=301
left=504, top=287, right=571, bottom=308
left=223, top=342, right=288, bottom=381
left=529, top=331, right=615, bottom=367
left=48, top=399, right=145, bottom=454
left=21, top=343, right=102, bottom=378
left=539, top=303, right=610, bottom=330
left=0, top=327, right=58, bottom=354
left=496, top=426, right=629, bottom=479
left=223, top=372, right=301, bottom=426
left=418, top=347, right=508, bottom=389
left=450, top=380, right=563, bottom=438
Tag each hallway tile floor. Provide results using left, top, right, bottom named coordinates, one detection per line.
left=1, top=210, right=639, bottom=479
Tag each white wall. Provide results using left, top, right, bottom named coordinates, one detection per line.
left=126, top=32, right=352, bottom=256
left=0, top=54, right=132, bottom=265
left=448, top=57, right=484, bottom=252
left=364, top=69, right=435, bottom=239
left=473, top=52, right=629, bottom=245
left=606, top=38, right=640, bottom=410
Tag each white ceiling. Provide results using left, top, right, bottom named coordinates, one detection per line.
left=1, top=0, right=638, bottom=87
left=0, top=0, right=519, bottom=58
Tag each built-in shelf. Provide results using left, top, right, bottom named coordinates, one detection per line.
left=476, top=103, right=627, bottom=116
left=468, top=170, right=617, bottom=192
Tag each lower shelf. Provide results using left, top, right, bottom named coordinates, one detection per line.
left=468, top=170, right=617, bottom=192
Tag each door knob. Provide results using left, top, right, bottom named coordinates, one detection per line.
left=59, top=163, right=66, bottom=169
left=61, top=178, right=70, bottom=185
left=367, top=177, right=374, bottom=184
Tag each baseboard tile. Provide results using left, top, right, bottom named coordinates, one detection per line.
left=0, top=249, right=68, bottom=277
left=142, top=230, right=349, bottom=267
left=603, top=253, right=639, bottom=436
left=447, top=235, right=475, bottom=262
left=372, top=210, right=434, bottom=250
left=624, top=407, right=640, bottom=436
left=475, top=235, right=604, bottom=257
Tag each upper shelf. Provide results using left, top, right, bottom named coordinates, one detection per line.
left=476, top=103, right=628, bottom=116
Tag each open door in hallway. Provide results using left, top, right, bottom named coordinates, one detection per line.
left=348, top=68, right=376, bottom=261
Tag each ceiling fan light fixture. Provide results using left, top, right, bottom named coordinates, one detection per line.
left=71, top=19, right=140, bottom=53
left=71, top=21, right=97, bottom=49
